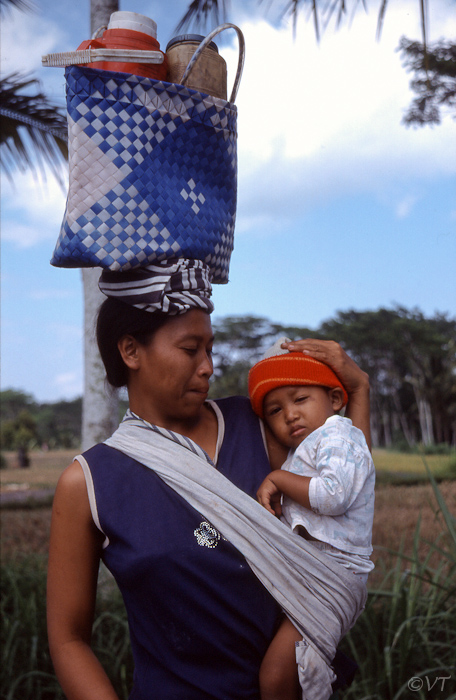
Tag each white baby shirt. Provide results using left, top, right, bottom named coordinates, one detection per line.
left=281, top=415, right=375, bottom=573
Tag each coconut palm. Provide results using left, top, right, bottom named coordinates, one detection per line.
left=178, top=0, right=428, bottom=44
left=0, top=73, right=68, bottom=184
left=80, top=0, right=120, bottom=452
left=0, top=0, right=68, bottom=183
left=178, top=0, right=456, bottom=126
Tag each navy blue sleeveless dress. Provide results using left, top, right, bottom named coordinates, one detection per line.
left=83, top=397, right=281, bottom=700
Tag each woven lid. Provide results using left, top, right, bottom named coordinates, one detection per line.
left=166, top=34, right=219, bottom=53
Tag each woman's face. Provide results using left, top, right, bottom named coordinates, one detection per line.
left=127, top=309, right=214, bottom=429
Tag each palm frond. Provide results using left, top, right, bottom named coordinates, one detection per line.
left=399, top=37, right=456, bottom=126
left=175, top=0, right=230, bottom=33
left=0, top=0, right=36, bottom=18
left=178, top=0, right=430, bottom=45
left=0, top=73, right=68, bottom=186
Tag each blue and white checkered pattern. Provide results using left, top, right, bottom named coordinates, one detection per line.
left=51, top=66, right=238, bottom=283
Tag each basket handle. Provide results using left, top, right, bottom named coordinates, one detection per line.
left=180, top=23, right=245, bottom=103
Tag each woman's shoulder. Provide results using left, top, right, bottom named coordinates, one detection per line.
left=210, top=396, right=271, bottom=491
left=56, top=459, right=87, bottom=494
left=211, top=395, right=252, bottom=411
left=80, top=442, right=125, bottom=471
left=53, top=459, right=93, bottom=524
left=212, top=396, right=259, bottom=425
left=210, top=395, right=261, bottom=435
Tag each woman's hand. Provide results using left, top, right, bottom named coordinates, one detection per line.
left=282, top=339, right=369, bottom=396
left=281, top=339, right=372, bottom=449
left=257, top=475, right=283, bottom=518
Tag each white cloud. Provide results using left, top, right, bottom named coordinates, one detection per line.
left=0, top=9, right=62, bottom=74
left=221, top=2, right=456, bottom=233
left=49, top=322, right=82, bottom=345
left=395, top=195, right=418, bottom=219
left=1, top=170, right=67, bottom=248
left=1, top=0, right=454, bottom=246
left=53, top=371, right=82, bottom=398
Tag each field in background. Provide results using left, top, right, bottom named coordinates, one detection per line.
left=2, top=448, right=455, bottom=579
left=372, top=448, right=455, bottom=480
left=2, top=450, right=455, bottom=699
left=2, top=447, right=455, bottom=589
left=1, top=447, right=454, bottom=493
left=0, top=449, right=76, bottom=490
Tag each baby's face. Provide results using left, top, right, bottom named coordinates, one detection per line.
left=263, top=385, right=336, bottom=449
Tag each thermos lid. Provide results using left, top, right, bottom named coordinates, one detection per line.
left=166, top=34, right=219, bottom=53
left=108, top=11, right=157, bottom=39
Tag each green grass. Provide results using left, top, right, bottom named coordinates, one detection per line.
left=341, top=462, right=456, bottom=699
left=373, top=449, right=456, bottom=484
left=1, top=468, right=455, bottom=699
left=1, top=448, right=454, bottom=497
left=0, top=449, right=76, bottom=492
left=0, top=558, right=133, bottom=700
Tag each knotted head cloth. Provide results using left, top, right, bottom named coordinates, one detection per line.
left=248, top=337, right=348, bottom=418
left=98, top=259, right=214, bottom=315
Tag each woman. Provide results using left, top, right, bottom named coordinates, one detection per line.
left=47, top=284, right=370, bottom=700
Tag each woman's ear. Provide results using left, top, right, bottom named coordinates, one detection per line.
left=329, top=387, right=345, bottom=412
left=117, top=335, right=141, bottom=371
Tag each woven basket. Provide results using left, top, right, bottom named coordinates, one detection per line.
left=51, top=55, right=239, bottom=282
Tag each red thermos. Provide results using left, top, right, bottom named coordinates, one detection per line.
left=77, top=11, right=167, bottom=79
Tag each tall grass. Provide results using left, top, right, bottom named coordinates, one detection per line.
left=1, top=557, right=62, bottom=700
left=0, top=559, right=133, bottom=700
left=1, top=470, right=455, bottom=699
left=341, top=463, right=456, bottom=699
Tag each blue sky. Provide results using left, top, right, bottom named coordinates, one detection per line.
left=1, top=0, right=455, bottom=402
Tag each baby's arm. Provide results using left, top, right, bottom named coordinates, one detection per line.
left=307, top=434, right=373, bottom=516
left=257, top=470, right=312, bottom=517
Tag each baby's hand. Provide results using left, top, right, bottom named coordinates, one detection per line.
left=257, top=475, right=282, bottom=518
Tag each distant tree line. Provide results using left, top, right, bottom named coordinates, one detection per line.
left=0, top=391, right=82, bottom=457
left=1, top=307, right=455, bottom=457
left=209, top=306, right=456, bottom=450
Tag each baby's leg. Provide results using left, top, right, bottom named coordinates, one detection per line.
left=259, top=615, right=302, bottom=700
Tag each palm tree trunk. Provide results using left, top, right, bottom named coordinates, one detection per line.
left=81, top=268, right=119, bottom=450
left=91, top=0, right=119, bottom=37
left=81, top=0, right=119, bottom=451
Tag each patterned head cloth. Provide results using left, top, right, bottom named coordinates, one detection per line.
left=248, top=337, right=348, bottom=418
left=98, top=258, right=214, bottom=315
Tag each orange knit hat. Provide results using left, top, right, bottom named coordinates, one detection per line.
left=248, top=341, right=348, bottom=418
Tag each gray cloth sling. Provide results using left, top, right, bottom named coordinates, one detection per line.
left=105, top=412, right=367, bottom=700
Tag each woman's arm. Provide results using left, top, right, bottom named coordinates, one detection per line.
left=47, top=461, right=120, bottom=700
left=282, top=339, right=371, bottom=450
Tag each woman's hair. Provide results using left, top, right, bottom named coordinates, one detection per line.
left=96, top=297, right=169, bottom=388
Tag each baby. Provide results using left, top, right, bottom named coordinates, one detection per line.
left=248, top=339, right=375, bottom=700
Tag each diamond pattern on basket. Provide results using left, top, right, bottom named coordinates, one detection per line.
left=51, top=66, right=238, bottom=283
